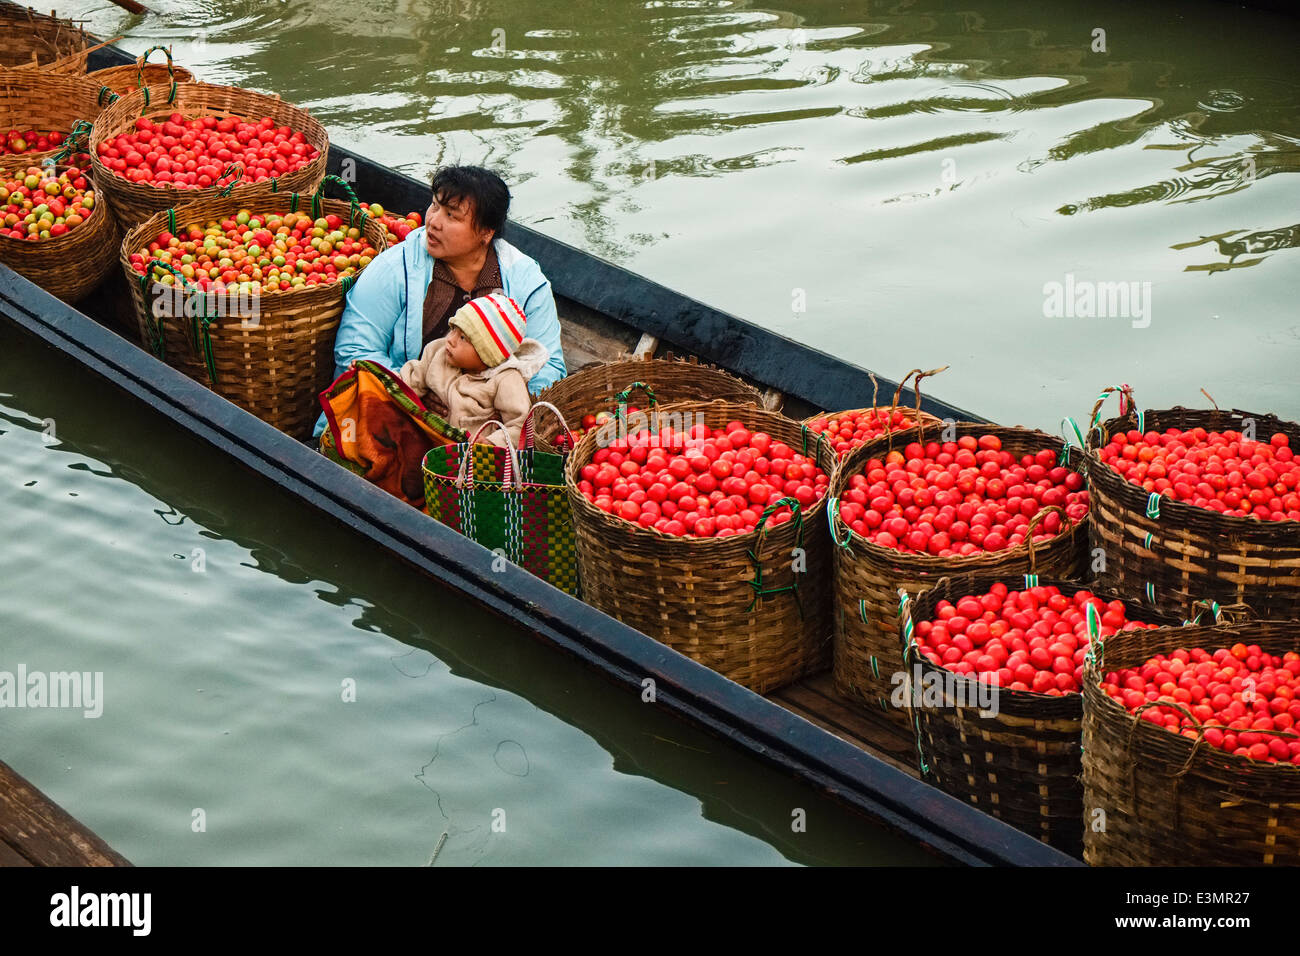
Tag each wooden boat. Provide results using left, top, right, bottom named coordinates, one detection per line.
left=0, top=36, right=1080, bottom=867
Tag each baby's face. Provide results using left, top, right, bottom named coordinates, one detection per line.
left=447, top=326, right=487, bottom=372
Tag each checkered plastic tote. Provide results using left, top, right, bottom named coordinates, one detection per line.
left=422, top=402, right=581, bottom=596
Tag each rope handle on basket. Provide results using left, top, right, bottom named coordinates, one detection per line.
left=613, top=381, right=658, bottom=434
left=884, top=368, right=921, bottom=453
left=456, top=419, right=521, bottom=490
left=1086, top=383, right=1140, bottom=448
left=1022, top=504, right=1068, bottom=575
left=97, top=85, right=120, bottom=107
left=825, top=494, right=853, bottom=550
left=44, top=120, right=94, bottom=167
left=896, top=587, right=932, bottom=775
left=136, top=261, right=218, bottom=382
left=519, top=400, right=576, bottom=452
left=310, top=174, right=365, bottom=224
left=908, top=365, right=948, bottom=444
left=136, top=45, right=179, bottom=104
left=1059, top=416, right=1087, bottom=467
left=745, top=497, right=805, bottom=616
left=215, top=162, right=245, bottom=197
left=1184, top=599, right=1257, bottom=626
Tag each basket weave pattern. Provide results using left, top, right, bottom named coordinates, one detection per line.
left=1082, top=619, right=1300, bottom=865
left=0, top=7, right=90, bottom=72
left=0, top=71, right=108, bottom=168
left=830, top=423, right=1089, bottom=725
left=565, top=400, right=835, bottom=694
left=1087, top=406, right=1300, bottom=619
left=90, top=82, right=328, bottom=229
left=118, top=193, right=387, bottom=439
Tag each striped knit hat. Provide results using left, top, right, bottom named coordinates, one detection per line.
left=449, top=292, right=527, bottom=368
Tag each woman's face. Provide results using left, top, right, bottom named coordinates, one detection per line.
left=446, top=325, right=487, bottom=372
left=425, top=191, right=494, bottom=261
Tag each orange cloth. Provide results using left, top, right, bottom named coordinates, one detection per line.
left=320, top=360, right=462, bottom=509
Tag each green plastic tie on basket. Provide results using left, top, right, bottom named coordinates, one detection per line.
left=340, top=272, right=357, bottom=295
left=744, top=496, right=805, bottom=615
left=1143, top=532, right=1154, bottom=550
left=1145, top=492, right=1162, bottom=519
left=97, top=85, right=117, bottom=107
left=613, top=382, right=657, bottom=440
left=166, top=207, right=176, bottom=235
left=136, top=270, right=166, bottom=361
left=288, top=192, right=300, bottom=214
left=897, top=592, right=932, bottom=775
left=858, top=598, right=869, bottom=625
left=45, top=120, right=94, bottom=167
left=144, top=260, right=218, bottom=384
left=826, top=496, right=853, bottom=549
left=1083, top=601, right=1101, bottom=669
left=1023, top=573, right=1039, bottom=588
left=897, top=588, right=914, bottom=647
left=1059, top=416, right=1086, bottom=466
left=1145, top=581, right=1156, bottom=604
left=1185, top=599, right=1221, bottom=627
left=216, top=163, right=245, bottom=198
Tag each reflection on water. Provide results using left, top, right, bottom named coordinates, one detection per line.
left=49, top=0, right=1300, bottom=416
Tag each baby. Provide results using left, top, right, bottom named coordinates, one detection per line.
left=399, top=292, right=550, bottom=447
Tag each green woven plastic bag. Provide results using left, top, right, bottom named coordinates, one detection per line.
left=422, top=402, right=580, bottom=596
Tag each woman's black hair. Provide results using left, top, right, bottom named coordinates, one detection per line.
left=429, top=165, right=511, bottom=242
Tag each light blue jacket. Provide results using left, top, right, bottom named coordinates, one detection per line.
left=313, top=228, right=567, bottom=438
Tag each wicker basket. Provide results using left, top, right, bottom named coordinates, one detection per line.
left=566, top=396, right=836, bottom=694
left=0, top=71, right=109, bottom=169
left=91, top=81, right=328, bottom=230
left=0, top=6, right=91, bottom=72
left=534, top=353, right=765, bottom=447
left=89, top=46, right=196, bottom=101
left=117, top=178, right=387, bottom=439
left=830, top=422, right=1090, bottom=725
left=898, top=574, right=1185, bottom=857
left=0, top=163, right=119, bottom=303
left=1085, top=389, right=1300, bottom=620
left=1082, top=614, right=1300, bottom=865
left=802, top=367, right=946, bottom=460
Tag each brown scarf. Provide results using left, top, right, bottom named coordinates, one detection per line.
left=422, top=245, right=503, bottom=349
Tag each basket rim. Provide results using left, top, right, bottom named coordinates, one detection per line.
left=826, top=421, right=1087, bottom=565
left=564, top=398, right=835, bottom=548
left=118, top=194, right=387, bottom=305
left=1086, top=405, right=1300, bottom=532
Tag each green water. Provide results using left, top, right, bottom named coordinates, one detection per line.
left=0, top=327, right=936, bottom=865
left=54, top=0, right=1300, bottom=426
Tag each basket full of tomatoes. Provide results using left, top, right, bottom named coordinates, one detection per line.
left=0, top=163, right=117, bottom=304
left=899, top=575, right=1182, bottom=858
left=1083, top=611, right=1300, bottom=865
left=0, top=70, right=109, bottom=169
left=90, top=81, right=328, bottom=230
left=1084, top=386, right=1300, bottom=620
left=565, top=389, right=834, bottom=694
left=803, top=366, right=947, bottom=461
left=827, top=420, right=1090, bottom=724
left=117, top=176, right=387, bottom=439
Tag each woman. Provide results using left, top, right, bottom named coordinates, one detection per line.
left=314, top=165, right=566, bottom=436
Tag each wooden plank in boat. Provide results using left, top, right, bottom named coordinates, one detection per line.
left=0, top=759, right=130, bottom=867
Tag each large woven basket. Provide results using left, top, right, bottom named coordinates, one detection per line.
left=566, top=397, right=836, bottom=694
left=117, top=181, right=388, bottom=439
left=0, top=6, right=91, bottom=72
left=91, top=81, right=328, bottom=230
left=0, top=163, right=119, bottom=303
left=1082, top=615, right=1300, bottom=865
left=829, top=422, right=1089, bottom=725
left=1085, top=391, right=1300, bottom=619
left=899, top=574, right=1184, bottom=858
left=0, top=70, right=109, bottom=169
left=802, top=367, right=946, bottom=461
left=89, top=46, right=196, bottom=101
left=534, top=353, right=766, bottom=447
